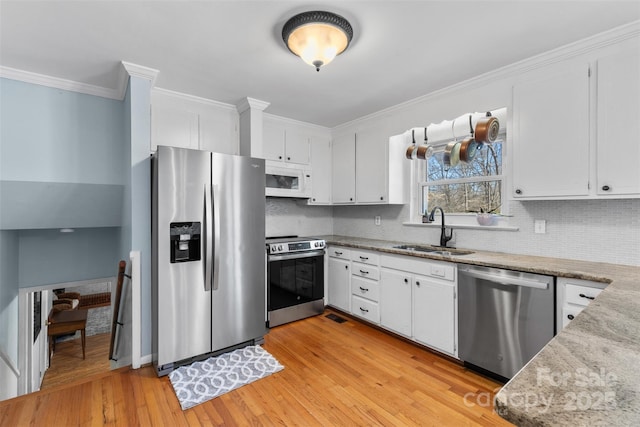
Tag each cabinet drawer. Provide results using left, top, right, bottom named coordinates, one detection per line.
left=350, top=250, right=379, bottom=266
left=351, top=276, right=380, bottom=302
left=381, top=254, right=455, bottom=281
left=351, top=295, right=380, bottom=323
left=352, top=263, right=380, bottom=280
left=565, top=284, right=603, bottom=307
left=562, top=304, right=585, bottom=329
left=328, top=247, right=350, bottom=259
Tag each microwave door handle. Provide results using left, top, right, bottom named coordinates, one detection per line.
left=212, top=184, right=221, bottom=291
left=204, top=184, right=213, bottom=291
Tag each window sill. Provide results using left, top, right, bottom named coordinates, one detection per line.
left=402, top=221, right=519, bottom=231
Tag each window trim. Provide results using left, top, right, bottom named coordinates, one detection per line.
left=409, top=142, right=511, bottom=229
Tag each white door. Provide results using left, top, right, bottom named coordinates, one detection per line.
left=263, top=121, right=285, bottom=162
left=355, top=129, right=387, bottom=203
left=412, top=275, right=456, bottom=355
left=380, top=269, right=412, bottom=337
left=596, top=48, right=640, bottom=196
left=512, top=62, right=590, bottom=198
left=309, top=136, right=332, bottom=204
left=328, top=257, right=350, bottom=311
left=331, top=134, right=356, bottom=203
left=284, top=129, right=310, bottom=165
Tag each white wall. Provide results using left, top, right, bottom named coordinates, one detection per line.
left=0, top=230, right=19, bottom=400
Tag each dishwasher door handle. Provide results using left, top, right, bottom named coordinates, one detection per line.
left=460, top=269, right=549, bottom=290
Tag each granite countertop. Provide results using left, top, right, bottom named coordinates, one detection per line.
left=318, top=235, right=640, bottom=426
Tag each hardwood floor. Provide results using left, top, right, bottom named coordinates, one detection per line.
left=1, top=309, right=513, bottom=426
left=41, top=332, right=112, bottom=390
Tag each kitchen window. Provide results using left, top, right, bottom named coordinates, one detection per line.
left=412, top=137, right=505, bottom=225
left=422, top=140, right=503, bottom=212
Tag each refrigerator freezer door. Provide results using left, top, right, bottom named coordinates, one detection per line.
left=154, top=146, right=212, bottom=367
left=210, top=153, right=267, bottom=352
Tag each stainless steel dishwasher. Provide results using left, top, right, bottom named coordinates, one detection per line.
left=458, top=265, right=555, bottom=380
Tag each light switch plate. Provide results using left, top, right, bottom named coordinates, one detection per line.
left=374, top=216, right=381, bottom=226
left=534, top=219, right=546, bottom=234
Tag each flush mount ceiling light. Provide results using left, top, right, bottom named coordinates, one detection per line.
left=282, top=10, right=353, bottom=72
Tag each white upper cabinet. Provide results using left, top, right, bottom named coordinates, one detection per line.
left=151, top=105, right=199, bottom=151
left=512, top=43, right=640, bottom=200
left=308, top=135, right=332, bottom=204
left=355, top=129, right=387, bottom=203
left=512, top=62, right=591, bottom=198
left=331, top=133, right=356, bottom=203
left=263, top=118, right=310, bottom=165
left=596, top=48, right=640, bottom=196
left=150, top=90, right=238, bottom=154
left=330, top=131, right=409, bottom=205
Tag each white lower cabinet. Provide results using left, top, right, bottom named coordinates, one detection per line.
left=379, top=269, right=412, bottom=337
left=413, top=275, right=456, bottom=355
left=327, top=247, right=351, bottom=312
left=349, top=249, right=381, bottom=322
left=351, top=295, right=380, bottom=323
left=556, top=277, right=607, bottom=332
left=326, top=247, right=458, bottom=358
left=380, top=254, right=458, bottom=358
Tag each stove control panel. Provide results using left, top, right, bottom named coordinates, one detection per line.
left=268, top=239, right=325, bottom=255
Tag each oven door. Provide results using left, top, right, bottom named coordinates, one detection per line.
left=267, top=250, right=324, bottom=312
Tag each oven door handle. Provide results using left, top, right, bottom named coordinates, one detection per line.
left=268, top=250, right=325, bottom=262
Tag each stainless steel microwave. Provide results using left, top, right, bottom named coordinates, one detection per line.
left=265, top=164, right=312, bottom=198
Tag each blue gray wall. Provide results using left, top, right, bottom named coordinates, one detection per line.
left=0, top=78, right=126, bottom=286
left=0, top=78, right=128, bottom=393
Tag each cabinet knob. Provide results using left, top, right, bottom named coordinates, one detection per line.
left=278, top=156, right=282, bottom=159
left=404, top=278, right=408, bottom=283
left=515, top=189, right=522, bottom=195
left=416, top=281, right=420, bottom=287
left=287, top=157, right=291, bottom=161
left=568, top=314, right=575, bottom=320
left=380, top=196, right=384, bottom=200
left=350, top=198, right=353, bottom=201
left=312, top=198, right=316, bottom=201
left=602, top=185, right=610, bottom=191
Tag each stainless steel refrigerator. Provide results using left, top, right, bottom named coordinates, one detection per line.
left=152, top=146, right=267, bottom=376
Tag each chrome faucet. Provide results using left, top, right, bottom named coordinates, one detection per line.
left=428, top=206, right=453, bottom=248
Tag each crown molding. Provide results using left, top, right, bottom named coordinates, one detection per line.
left=236, top=97, right=270, bottom=114
left=152, top=87, right=237, bottom=111
left=0, top=66, right=122, bottom=100
left=333, top=20, right=640, bottom=131
left=120, top=61, right=159, bottom=86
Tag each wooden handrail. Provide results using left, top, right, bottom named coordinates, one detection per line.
left=109, top=260, right=127, bottom=361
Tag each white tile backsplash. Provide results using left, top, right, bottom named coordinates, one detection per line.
left=266, top=198, right=333, bottom=238
left=331, top=199, right=640, bottom=266
left=266, top=197, right=639, bottom=266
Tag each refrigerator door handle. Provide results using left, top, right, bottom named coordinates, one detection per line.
left=212, top=184, right=221, bottom=291
left=204, top=183, right=213, bottom=291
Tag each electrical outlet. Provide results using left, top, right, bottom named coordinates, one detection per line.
left=534, top=219, right=546, bottom=234
left=374, top=216, right=381, bottom=226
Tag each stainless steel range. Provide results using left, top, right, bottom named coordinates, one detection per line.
left=266, top=236, right=325, bottom=327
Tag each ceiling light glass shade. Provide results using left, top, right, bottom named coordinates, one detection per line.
left=282, top=11, right=353, bottom=71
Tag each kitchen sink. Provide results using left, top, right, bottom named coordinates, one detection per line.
left=392, top=244, right=474, bottom=256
